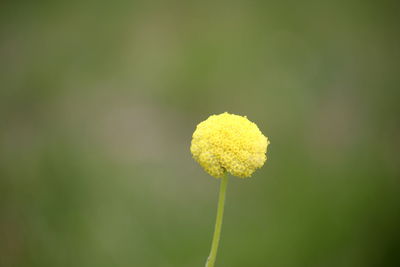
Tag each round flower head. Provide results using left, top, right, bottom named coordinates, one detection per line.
left=191, top=112, right=270, bottom=178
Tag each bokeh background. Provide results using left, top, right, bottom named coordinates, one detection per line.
left=1, top=1, right=399, bottom=266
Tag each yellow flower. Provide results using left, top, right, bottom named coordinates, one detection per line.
left=191, top=112, right=270, bottom=178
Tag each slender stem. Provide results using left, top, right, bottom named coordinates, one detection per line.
left=205, top=175, right=229, bottom=267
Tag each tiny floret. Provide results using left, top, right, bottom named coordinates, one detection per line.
left=191, top=112, right=270, bottom=178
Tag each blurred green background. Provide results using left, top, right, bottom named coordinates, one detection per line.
left=1, top=1, right=399, bottom=266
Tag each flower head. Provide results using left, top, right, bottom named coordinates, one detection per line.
left=191, top=112, right=270, bottom=178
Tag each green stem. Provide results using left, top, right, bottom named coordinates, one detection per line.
left=205, top=175, right=229, bottom=267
